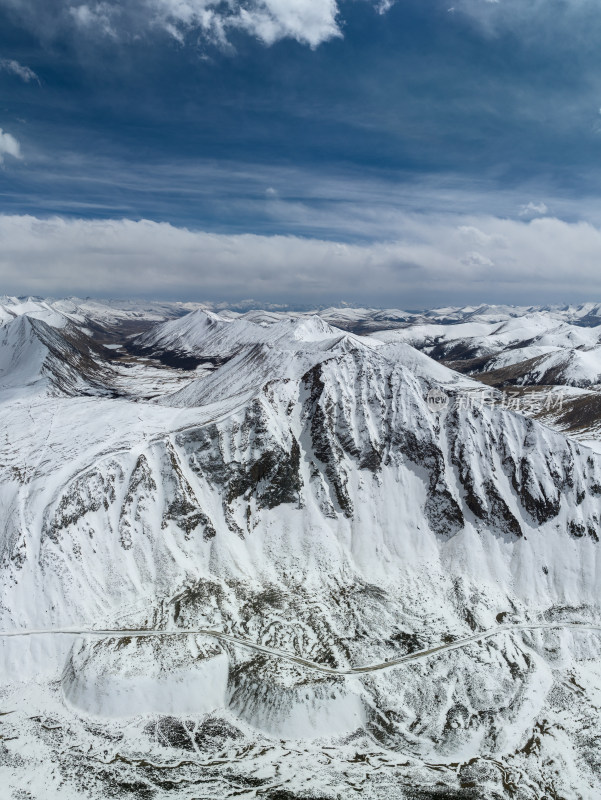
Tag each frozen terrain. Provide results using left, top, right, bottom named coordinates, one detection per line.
left=2, top=298, right=601, bottom=798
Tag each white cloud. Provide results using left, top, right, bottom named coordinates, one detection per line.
left=61, top=0, right=385, bottom=48
left=70, top=3, right=118, bottom=37
left=0, top=58, right=39, bottom=83
left=519, top=201, right=548, bottom=218
left=234, top=0, right=341, bottom=47
left=1, top=213, right=601, bottom=304
left=376, top=0, right=395, bottom=14
left=0, top=129, right=22, bottom=163
left=145, top=0, right=343, bottom=47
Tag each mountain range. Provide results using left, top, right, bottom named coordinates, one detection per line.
left=2, top=297, right=601, bottom=799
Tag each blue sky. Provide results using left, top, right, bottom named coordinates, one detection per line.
left=1, top=0, right=601, bottom=305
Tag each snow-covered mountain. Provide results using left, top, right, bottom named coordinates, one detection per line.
left=367, top=309, right=601, bottom=447
left=131, top=309, right=347, bottom=366
left=0, top=314, right=117, bottom=398
left=0, top=295, right=208, bottom=345
left=3, top=300, right=601, bottom=798
left=374, top=312, right=601, bottom=379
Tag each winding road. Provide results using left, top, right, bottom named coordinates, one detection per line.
left=0, top=621, right=600, bottom=675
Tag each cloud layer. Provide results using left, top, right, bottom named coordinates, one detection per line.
left=0, top=212, right=599, bottom=305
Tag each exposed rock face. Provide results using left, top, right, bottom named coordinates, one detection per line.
left=177, top=396, right=302, bottom=529
left=302, top=362, right=354, bottom=518
left=159, top=442, right=216, bottom=540
left=119, top=454, right=156, bottom=549
left=44, top=461, right=122, bottom=543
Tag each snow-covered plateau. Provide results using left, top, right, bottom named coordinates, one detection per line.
left=2, top=297, right=601, bottom=798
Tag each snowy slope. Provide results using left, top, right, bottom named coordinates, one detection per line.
left=480, top=346, right=601, bottom=387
